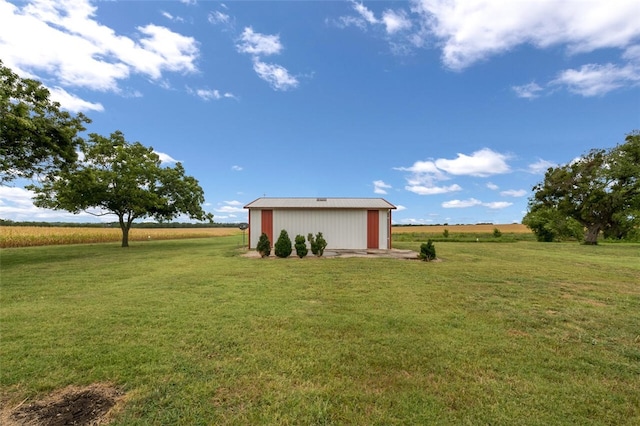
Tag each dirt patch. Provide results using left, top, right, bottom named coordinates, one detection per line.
left=1, top=383, right=124, bottom=426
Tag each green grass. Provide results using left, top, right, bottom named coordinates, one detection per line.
left=2, top=237, right=639, bottom=425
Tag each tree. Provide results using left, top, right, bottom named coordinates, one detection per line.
left=27, top=131, right=213, bottom=247
left=294, top=234, right=308, bottom=258
left=524, top=132, right=640, bottom=245
left=274, top=229, right=292, bottom=258
left=419, top=240, right=436, bottom=261
left=256, top=233, right=271, bottom=257
left=1, top=60, right=90, bottom=184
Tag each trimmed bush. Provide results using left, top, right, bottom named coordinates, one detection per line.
left=419, top=240, right=436, bottom=261
left=308, top=232, right=328, bottom=257
left=274, top=229, right=293, bottom=258
left=294, top=234, right=308, bottom=258
left=256, top=233, right=271, bottom=257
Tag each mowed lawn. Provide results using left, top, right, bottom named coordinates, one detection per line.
left=1, top=236, right=639, bottom=425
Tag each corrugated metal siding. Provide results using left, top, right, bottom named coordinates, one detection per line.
left=245, top=197, right=396, bottom=209
left=248, top=210, right=262, bottom=248
left=272, top=209, right=368, bottom=250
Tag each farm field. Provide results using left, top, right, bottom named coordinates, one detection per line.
left=0, top=226, right=241, bottom=248
left=0, top=224, right=528, bottom=248
left=1, top=236, right=639, bottom=424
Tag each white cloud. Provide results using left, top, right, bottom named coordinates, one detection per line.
left=397, top=148, right=510, bottom=196
left=0, top=0, right=199, bottom=109
left=231, top=165, right=243, bottom=171
left=486, top=182, right=499, bottom=190
left=48, top=87, right=104, bottom=113
left=352, top=2, right=378, bottom=25
left=442, top=198, right=512, bottom=209
left=484, top=201, right=513, bottom=209
left=395, top=205, right=407, bottom=211
left=552, top=63, right=640, bottom=96
left=237, top=27, right=282, bottom=56
left=512, top=82, right=544, bottom=99
left=528, top=159, right=556, bottom=174
left=442, top=198, right=482, bottom=208
left=435, top=148, right=510, bottom=177
left=373, top=180, right=392, bottom=194
left=215, top=201, right=245, bottom=213
left=405, top=184, right=462, bottom=195
left=382, top=9, right=412, bottom=34
left=190, top=88, right=236, bottom=101
left=252, top=59, right=299, bottom=91
left=500, top=189, right=527, bottom=197
left=208, top=11, right=231, bottom=26
left=155, top=151, right=178, bottom=164
left=410, top=0, right=640, bottom=71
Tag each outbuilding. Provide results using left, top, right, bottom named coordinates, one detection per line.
left=244, top=197, right=397, bottom=250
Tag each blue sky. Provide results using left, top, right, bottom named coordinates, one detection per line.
left=1, top=0, right=638, bottom=225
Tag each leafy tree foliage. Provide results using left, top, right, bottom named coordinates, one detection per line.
left=274, top=229, right=292, bottom=258
left=256, top=233, right=271, bottom=257
left=294, top=234, right=308, bottom=258
left=308, top=232, right=327, bottom=257
left=1, top=60, right=90, bottom=184
left=419, top=240, right=436, bottom=261
left=522, top=206, right=583, bottom=242
left=27, top=131, right=213, bottom=247
left=524, top=132, right=640, bottom=244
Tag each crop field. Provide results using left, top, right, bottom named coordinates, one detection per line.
left=392, top=223, right=531, bottom=234
left=1, top=236, right=638, bottom=425
left=1, top=224, right=528, bottom=248
left=0, top=226, right=241, bottom=248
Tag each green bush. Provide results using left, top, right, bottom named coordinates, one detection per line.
left=443, top=229, right=449, bottom=238
left=308, top=232, right=328, bottom=257
left=419, top=240, right=436, bottom=261
left=294, top=234, right=308, bottom=258
left=256, top=233, right=271, bottom=257
left=493, top=228, right=502, bottom=238
left=274, top=229, right=292, bottom=258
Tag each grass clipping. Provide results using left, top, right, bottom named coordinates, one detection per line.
left=1, top=383, right=124, bottom=426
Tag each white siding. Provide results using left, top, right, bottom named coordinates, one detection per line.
left=378, top=209, right=390, bottom=249
left=248, top=209, right=262, bottom=248
left=272, top=209, right=367, bottom=250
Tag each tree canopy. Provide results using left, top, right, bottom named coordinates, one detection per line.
left=28, top=131, right=213, bottom=247
left=523, top=131, right=640, bottom=244
left=0, top=60, right=90, bottom=184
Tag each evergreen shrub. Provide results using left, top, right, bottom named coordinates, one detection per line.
left=256, top=233, right=271, bottom=257
left=274, top=229, right=292, bottom=258
left=294, top=234, right=308, bottom=258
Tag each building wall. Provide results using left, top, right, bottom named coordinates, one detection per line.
left=248, top=208, right=391, bottom=250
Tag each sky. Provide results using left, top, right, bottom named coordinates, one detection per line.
left=1, top=0, right=639, bottom=225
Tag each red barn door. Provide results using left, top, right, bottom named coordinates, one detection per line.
left=261, top=209, right=273, bottom=246
left=367, top=210, right=379, bottom=249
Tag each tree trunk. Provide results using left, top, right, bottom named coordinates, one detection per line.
left=119, top=215, right=130, bottom=247
left=584, top=225, right=601, bottom=245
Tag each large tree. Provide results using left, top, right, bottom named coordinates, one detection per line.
left=28, top=131, right=213, bottom=247
left=524, top=132, right=640, bottom=244
left=1, top=60, right=90, bottom=184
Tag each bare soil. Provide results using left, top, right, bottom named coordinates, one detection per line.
left=1, top=384, right=123, bottom=426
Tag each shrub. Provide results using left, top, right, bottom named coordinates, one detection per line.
left=274, top=229, right=292, bottom=258
left=493, top=228, right=502, bottom=238
left=256, top=233, right=271, bottom=257
left=419, top=240, right=436, bottom=261
left=294, top=234, right=308, bottom=258
left=443, top=229, right=449, bottom=238
left=308, top=232, right=327, bottom=257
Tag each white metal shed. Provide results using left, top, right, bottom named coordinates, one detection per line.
left=243, top=197, right=397, bottom=250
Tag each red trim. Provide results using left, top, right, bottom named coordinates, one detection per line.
left=261, top=210, right=273, bottom=247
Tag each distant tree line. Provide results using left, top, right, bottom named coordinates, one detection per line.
left=0, top=219, right=239, bottom=228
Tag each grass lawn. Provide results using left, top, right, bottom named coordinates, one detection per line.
left=1, top=237, right=639, bottom=425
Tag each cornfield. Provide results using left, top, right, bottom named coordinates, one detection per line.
left=0, top=227, right=241, bottom=248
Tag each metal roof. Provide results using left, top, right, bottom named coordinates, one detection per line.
left=244, top=197, right=396, bottom=210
